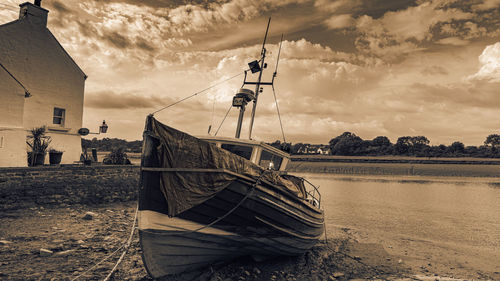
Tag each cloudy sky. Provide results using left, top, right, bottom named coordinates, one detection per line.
left=1, top=0, right=500, bottom=145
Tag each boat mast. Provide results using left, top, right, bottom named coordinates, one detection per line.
left=247, top=18, right=271, bottom=140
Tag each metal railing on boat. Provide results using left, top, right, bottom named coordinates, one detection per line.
left=303, top=178, right=321, bottom=209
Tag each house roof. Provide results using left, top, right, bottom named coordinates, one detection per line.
left=0, top=18, right=87, bottom=79
left=46, top=28, right=87, bottom=79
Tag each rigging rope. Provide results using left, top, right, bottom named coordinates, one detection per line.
left=271, top=84, right=286, bottom=143
left=150, top=71, right=245, bottom=115
left=214, top=104, right=232, bottom=136
left=0, top=61, right=31, bottom=96
left=208, top=97, right=216, bottom=134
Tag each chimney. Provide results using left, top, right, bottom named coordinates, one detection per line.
left=19, top=1, right=49, bottom=27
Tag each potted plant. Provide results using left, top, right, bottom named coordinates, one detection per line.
left=80, top=148, right=92, bottom=165
left=103, top=147, right=131, bottom=165
left=49, top=148, right=64, bottom=165
left=26, top=127, right=51, bottom=166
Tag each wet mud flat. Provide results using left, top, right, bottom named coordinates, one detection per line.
left=0, top=201, right=485, bottom=281
left=287, top=161, right=500, bottom=178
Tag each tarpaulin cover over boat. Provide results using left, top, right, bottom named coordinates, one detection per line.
left=145, top=116, right=307, bottom=216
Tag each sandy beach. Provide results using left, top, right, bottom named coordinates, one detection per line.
left=1, top=198, right=497, bottom=281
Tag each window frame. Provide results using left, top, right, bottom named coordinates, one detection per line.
left=220, top=143, right=254, bottom=160
left=259, top=149, right=283, bottom=171
left=53, top=107, right=65, bottom=126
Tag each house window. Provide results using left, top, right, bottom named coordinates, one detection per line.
left=53, top=108, right=65, bottom=126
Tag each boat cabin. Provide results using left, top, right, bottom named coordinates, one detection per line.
left=200, top=136, right=289, bottom=171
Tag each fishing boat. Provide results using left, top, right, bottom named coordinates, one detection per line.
left=138, top=19, right=324, bottom=279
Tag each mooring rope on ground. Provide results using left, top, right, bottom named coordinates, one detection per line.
left=102, top=204, right=139, bottom=281
left=70, top=246, right=124, bottom=281
left=70, top=204, right=139, bottom=281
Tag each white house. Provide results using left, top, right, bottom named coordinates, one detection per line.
left=0, top=1, right=86, bottom=167
left=317, top=146, right=331, bottom=155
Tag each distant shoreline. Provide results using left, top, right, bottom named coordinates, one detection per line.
left=287, top=159, right=500, bottom=178
left=291, top=155, right=500, bottom=165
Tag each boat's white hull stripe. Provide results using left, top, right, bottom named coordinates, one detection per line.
left=138, top=210, right=237, bottom=236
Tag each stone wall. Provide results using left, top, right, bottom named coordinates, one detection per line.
left=0, top=165, right=140, bottom=211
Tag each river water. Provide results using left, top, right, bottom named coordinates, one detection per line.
left=298, top=173, right=500, bottom=279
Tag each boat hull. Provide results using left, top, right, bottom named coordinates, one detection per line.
left=139, top=211, right=321, bottom=277
left=139, top=178, right=324, bottom=278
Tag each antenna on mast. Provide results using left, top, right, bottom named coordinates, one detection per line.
left=272, top=33, right=283, bottom=83
left=261, top=18, right=271, bottom=55
left=247, top=18, right=271, bottom=139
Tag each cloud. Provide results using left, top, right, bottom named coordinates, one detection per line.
left=324, top=14, right=354, bottom=30
left=0, top=0, right=19, bottom=23
left=92, top=0, right=223, bottom=9
left=354, top=0, right=473, bottom=59
left=363, top=1, right=471, bottom=41
left=135, top=37, right=157, bottom=51
left=436, top=37, right=469, bottom=45
left=437, top=21, right=489, bottom=42
left=420, top=65, right=449, bottom=76
left=85, top=91, right=176, bottom=109
left=314, top=0, right=361, bottom=13
left=468, top=42, right=500, bottom=82
left=51, top=1, right=71, bottom=13
left=281, top=39, right=338, bottom=61
left=471, top=0, right=500, bottom=11
left=103, top=31, right=132, bottom=48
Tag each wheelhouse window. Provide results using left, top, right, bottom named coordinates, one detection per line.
left=53, top=108, right=65, bottom=126
left=259, top=150, right=283, bottom=170
left=221, top=144, right=253, bottom=160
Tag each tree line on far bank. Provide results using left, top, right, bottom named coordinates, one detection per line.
left=270, top=133, right=500, bottom=158
left=83, top=133, right=500, bottom=159
left=82, top=138, right=142, bottom=153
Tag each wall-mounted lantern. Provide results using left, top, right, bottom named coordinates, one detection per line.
left=99, top=120, right=108, bottom=134
left=77, top=120, right=108, bottom=136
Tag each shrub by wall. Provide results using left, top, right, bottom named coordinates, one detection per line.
left=0, top=165, right=140, bottom=211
